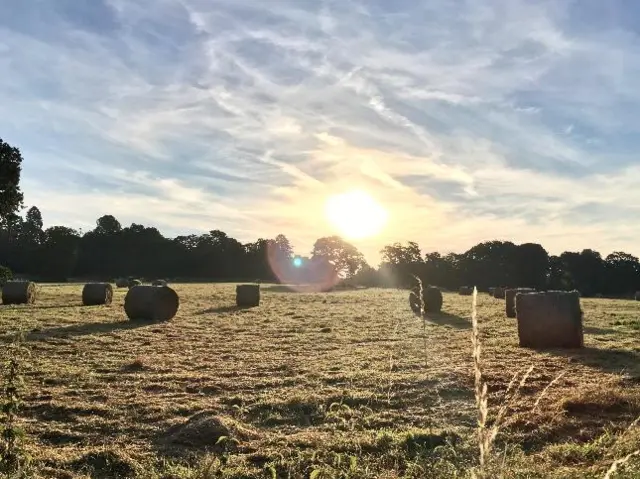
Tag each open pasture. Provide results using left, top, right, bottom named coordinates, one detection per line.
left=0, top=284, right=639, bottom=478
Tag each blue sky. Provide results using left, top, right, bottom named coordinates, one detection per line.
left=2, top=0, right=640, bottom=262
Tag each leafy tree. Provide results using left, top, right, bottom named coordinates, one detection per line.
left=559, top=249, right=605, bottom=297
left=39, top=226, right=81, bottom=280
left=379, top=242, right=423, bottom=287
left=0, top=265, right=12, bottom=285
left=95, top=215, right=122, bottom=235
left=462, top=240, right=518, bottom=289
left=512, top=243, right=549, bottom=289
left=0, top=138, right=24, bottom=225
left=604, top=252, right=640, bottom=295
left=311, top=236, right=366, bottom=278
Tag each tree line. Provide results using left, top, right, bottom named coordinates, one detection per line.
left=1, top=138, right=639, bottom=296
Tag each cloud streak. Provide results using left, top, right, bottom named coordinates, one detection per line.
left=2, top=0, right=640, bottom=262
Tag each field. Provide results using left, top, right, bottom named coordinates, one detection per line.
left=0, top=284, right=639, bottom=478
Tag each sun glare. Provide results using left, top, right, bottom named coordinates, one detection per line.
left=325, top=190, right=388, bottom=240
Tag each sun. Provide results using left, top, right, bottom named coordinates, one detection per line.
left=325, top=190, right=388, bottom=240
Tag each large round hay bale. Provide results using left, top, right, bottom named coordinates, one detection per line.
left=236, top=284, right=260, bottom=307
left=409, top=285, right=442, bottom=314
left=424, top=286, right=443, bottom=313
left=505, top=288, right=536, bottom=318
left=115, top=278, right=129, bottom=288
left=459, top=286, right=473, bottom=296
left=124, top=285, right=179, bottom=322
left=2, top=281, right=36, bottom=305
left=82, top=283, right=114, bottom=306
left=152, top=279, right=168, bottom=287
left=493, top=287, right=506, bottom=299
left=128, top=279, right=142, bottom=289
left=515, top=290, right=583, bottom=349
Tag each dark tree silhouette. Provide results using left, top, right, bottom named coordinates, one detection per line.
left=0, top=138, right=24, bottom=224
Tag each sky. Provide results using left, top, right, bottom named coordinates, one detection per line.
left=2, top=0, right=640, bottom=264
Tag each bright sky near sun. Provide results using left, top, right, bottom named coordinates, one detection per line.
left=3, top=1, right=640, bottom=263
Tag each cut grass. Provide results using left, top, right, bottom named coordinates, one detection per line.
left=0, top=284, right=638, bottom=477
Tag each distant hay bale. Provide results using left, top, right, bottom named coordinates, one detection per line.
left=115, top=278, right=129, bottom=288
left=128, top=279, right=142, bottom=289
left=2, top=281, right=36, bottom=305
left=124, top=285, right=179, bottom=322
left=516, top=290, right=583, bottom=349
left=493, top=287, right=506, bottom=299
left=459, top=286, right=473, bottom=296
left=82, top=283, right=114, bottom=306
left=505, top=288, right=536, bottom=318
left=409, top=285, right=443, bottom=314
left=236, top=284, right=260, bottom=307
left=152, top=279, right=167, bottom=287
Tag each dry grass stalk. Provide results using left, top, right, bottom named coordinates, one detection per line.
left=472, top=287, right=537, bottom=477
left=471, top=286, right=490, bottom=473
left=532, top=371, right=566, bottom=412
left=603, top=416, right=639, bottom=478
left=603, top=450, right=639, bottom=479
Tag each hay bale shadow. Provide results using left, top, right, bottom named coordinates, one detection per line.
left=546, top=347, right=640, bottom=375
left=23, top=320, right=153, bottom=341
left=196, top=305, right=255, bottom=315
left=28, top=304, right=85, bottom=310
left=260, top=285, right=297, bottom=293
left=424, top=312, right=470, bottom=330
left=583, top=326, right=617, bottom=335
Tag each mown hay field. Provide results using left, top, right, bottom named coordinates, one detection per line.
left=0, top=284, right=639, bottom=478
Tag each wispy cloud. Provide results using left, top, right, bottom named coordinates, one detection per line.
left=2, top=0, right=640, bottom=262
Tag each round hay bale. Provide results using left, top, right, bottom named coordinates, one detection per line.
left=459, top=286, right=473, bottom=296
left=424, top=286, right=443, bottom=313
left=236, top=284, right=260, bottom=307
left=152, top=279, right=168, bottom=287
left=124, top=285, right=179, bottom=322
left=128, top=279, right=142, bottom=289
left=505, top=288, right=536, bottom=318
left=515, top=290, right=583, bottom=349
left=2, top=281, right=36, bottom=305
left=493, top=287, right=506, bottom=299
left=409, top=285, right=442, bottom=314
left=82, top=283, right=114, bottom=306
left=115, top=278, right=129, bottom=288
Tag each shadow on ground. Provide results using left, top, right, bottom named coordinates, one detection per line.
left=25, top=320, right=154, bottom=341
left=583, top=326, right=618, bottom=335
left=260, top=285, right=298, bottom=293
left=196, top=305, right=257, bottom=315
left=28, top=304, right=84, bottom=310
left=424, top=312, right=470, bottom=330
left=545, top=346, right=640, bottom=375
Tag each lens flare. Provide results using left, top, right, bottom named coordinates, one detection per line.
left=267, top=245, right=339, bottom=293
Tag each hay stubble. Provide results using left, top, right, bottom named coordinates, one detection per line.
left=0, top=284, right=638, bottom=477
